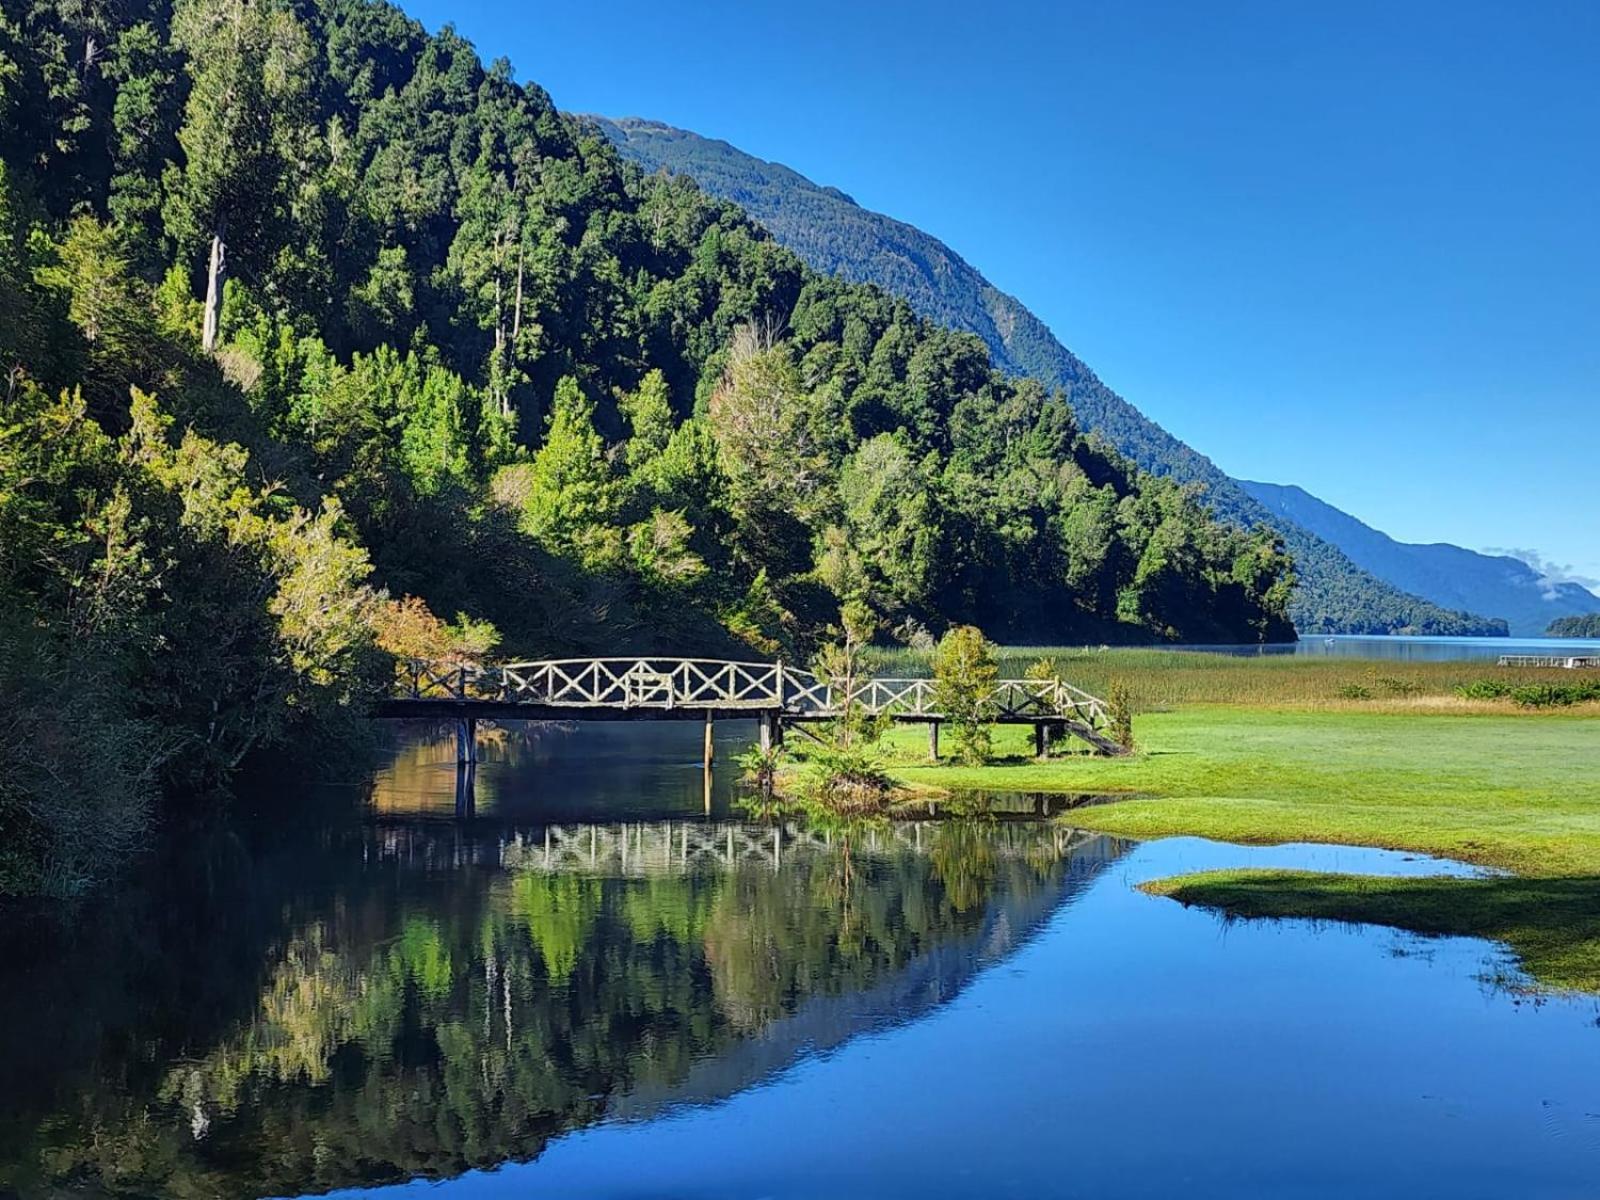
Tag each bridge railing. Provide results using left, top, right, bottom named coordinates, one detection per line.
left=826, top=677, right=1107, bottom=728
left=404, top=657, right=791, bottom=709
left=398, top=657, right=1109, bottom=728
left=1497, top=654, right=1599, bottom=669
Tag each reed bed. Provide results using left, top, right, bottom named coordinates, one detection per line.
left=869, top=645, right=1592, bottom=711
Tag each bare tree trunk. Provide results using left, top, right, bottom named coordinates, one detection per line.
left=492, top=229, right=505, bottom=356
left=512, top=242, right=525, bottom=349
left=202, top=220, right=227, bottom=351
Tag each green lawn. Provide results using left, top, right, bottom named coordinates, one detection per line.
left=881, top=706, right=1600, bottom=991
left=887, top=708, right=1600, bottom=876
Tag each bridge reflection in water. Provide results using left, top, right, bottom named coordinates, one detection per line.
left=0, top=726, right=1129, bottom=1199
left=371, top=812, right=1110, bottom=877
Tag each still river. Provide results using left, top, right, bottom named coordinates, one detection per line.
left=1, top=721, right=1595, bottom=1198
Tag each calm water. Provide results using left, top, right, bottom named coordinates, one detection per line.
left=2, top=723, right=1597, bottom=1199
left=1181, top=634, right=1600, bottom=661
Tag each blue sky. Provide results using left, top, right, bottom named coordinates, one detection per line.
left=406, top=0, right=1599, bottom=585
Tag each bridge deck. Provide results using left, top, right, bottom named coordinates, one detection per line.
left=375, top=697, right=1094, bottom=725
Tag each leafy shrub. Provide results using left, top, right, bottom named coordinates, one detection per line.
left=737, top=745, right=781, bottom=795
left=372, top=596, right=500, bottom=669
left=1454, top=678, right=1600, bottom=707
left=798, top=745, right=896, bottom=814
left=1455, top=679, right=1513, bottom=701
left=1510, top=681, right=1600, bottom=708
left=0, top=620, right=169, bottom=897
left=1338, top=684, right=1373, bottom=700
left=1024, top=657, right=1059, bottom=684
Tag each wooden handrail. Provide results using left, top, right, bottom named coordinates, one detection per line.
left=397, top=656, right=1113, bottom=728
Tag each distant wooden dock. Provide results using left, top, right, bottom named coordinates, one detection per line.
left=1497, top=655, right=1600, bottom=669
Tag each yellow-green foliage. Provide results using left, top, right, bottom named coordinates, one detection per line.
left=932, top=625, right=998, bottom=763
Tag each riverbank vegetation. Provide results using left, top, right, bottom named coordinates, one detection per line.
left=0, top=0, right=1299, bottom=896
left=1455, top=677, right=1600, bottom=707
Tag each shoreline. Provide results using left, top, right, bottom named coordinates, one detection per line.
left=878, top=704, right=1600, bottom=991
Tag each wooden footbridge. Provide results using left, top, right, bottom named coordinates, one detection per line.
left=375, top=657, right=1129, bottom=760
left=1497, top=654, right=1600, bottom=669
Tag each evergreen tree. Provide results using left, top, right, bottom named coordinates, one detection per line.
left=513, top=375, right=620, bottom=564
left=165, top=0, right=316, bottom=349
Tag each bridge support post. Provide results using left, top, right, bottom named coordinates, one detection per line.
left=454, top=762, right=475, bottom=819
left=1034, top=722, right=1048, bottom=759
left=703, top=711, right=715, bottom=767
left=758, top=711, right=783, bottom=754
left=927, top=721, right=940, bottom=762
left=456, top=716, right=477, bottom=766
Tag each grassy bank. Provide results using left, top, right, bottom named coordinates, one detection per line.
left=886, top=707, right=1600, bottom=874
left=881, top=704, right=1600, bottom=991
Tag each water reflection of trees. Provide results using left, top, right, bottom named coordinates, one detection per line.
left=0, top=817, right=1119, bottom=1198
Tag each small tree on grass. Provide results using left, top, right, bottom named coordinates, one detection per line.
left=814, top=599, right=883, bottom=751
left=1108, top=680, right=1135, bottom=751
left=933, top=625, right=997, bottom=765
left=788, top=600, right=893, bottom=812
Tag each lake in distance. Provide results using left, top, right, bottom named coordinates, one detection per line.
left=1187, top=634, right=1600, bottom=661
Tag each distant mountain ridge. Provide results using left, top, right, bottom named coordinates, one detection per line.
left=593, top=116, right=1506, bottom=638
left=1241, top=481, right=1600, bottom=637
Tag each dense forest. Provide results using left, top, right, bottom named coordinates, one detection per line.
left=597, top=118, right=1509, bottom=639
left=0, top=0, right=1296, bottom=896
left=1547, top=614, right=1600, bottom=638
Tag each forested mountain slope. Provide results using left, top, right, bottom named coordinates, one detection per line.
left=0, top=0, right=1295, bottom=893
left=1547, top=615, right=1600, bottom=638
left=1242, top=481, right=1600, bottom=636
left=595, top=117, right=1507, bottom=639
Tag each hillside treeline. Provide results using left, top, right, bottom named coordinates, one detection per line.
left=0, top=0, right=1291, bottom=894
